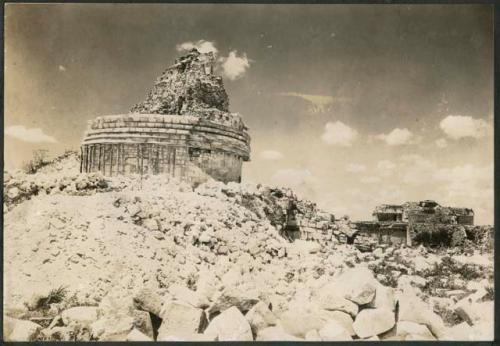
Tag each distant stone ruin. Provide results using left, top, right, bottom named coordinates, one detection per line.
left=353, top=200, right=480, bottom=249
left=80, top=49, right=251, bottom=184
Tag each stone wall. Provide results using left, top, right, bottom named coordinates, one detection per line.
left=81, top=114, right=250, bottom=184
left=408, top=223, right=480, bottom=247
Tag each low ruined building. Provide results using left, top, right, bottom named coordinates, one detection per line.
left=80, top=49, right=251, bottom=184
left=353, top=200, right=476, bottom=249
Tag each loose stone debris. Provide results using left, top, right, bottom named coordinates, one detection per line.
left=3, top=153, right=494, bottom=341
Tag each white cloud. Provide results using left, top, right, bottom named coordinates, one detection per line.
left=259, top=150, right=284, bottom=160
left=58, top=65, right=66, bottom=72
left=280, top=92, right=334, bottom=114
left=435, top=138, right=448, bottom=148
left=271, top=168, right=313, bottom=187
left=434, top=164, right=492, bottom=187
left=434, top=164, right=493, bottom=225
left=321, top=121, right=358, bottom=147
left=220, top=51, right=250, bottom=80
left=439, top=115, right=490, bottom=140
left=346, top=163, right=366, bottom=173
left=377, top=160, right=396, bottom=176
left=399, top=154, right=437, bottom=184
left=5, top=125, right=57, bottom=143
left=376, top=128, right=413, bottom=146
left=176, top=40, right=218, bottom=54
left=360, top=176, right=382, bottom=184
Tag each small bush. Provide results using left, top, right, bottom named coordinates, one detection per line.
left=23, top=149, right=50, bottom=174
left=32, top=286, right=68, bottom=311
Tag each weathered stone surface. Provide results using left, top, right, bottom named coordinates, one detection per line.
left=131, top=49, right=229, bottom=115
left=352, top=308, right=395, bottom=338
left=256, top=326, right=303, bottom=341
left=318, top=320, right=353, bottom=341
left=90, top=314, right=135, bottom=341
left=207, top=286, right=259, bottom=316
left=4, top=317, right=42, bottom=341
left=318, top=310, right=355, bottom=336
left=168, top=283, right=209, bottom=309
left=131, top=309, right=154, bottom=339
left=40, top=326, right=76, bottom=341
left=454, top=299, right=493, bottom=326
left=245, top=301, right=277, bottom=335
left=368, top=283, right=396, bottom=311
left=326, top=267, right=377, bottom=305
left=159, top=333, right=217, bottom=341
left=305, top=329, right=322, bottom=341
left=126, top=328, right=153, bottom=341
left=314, top=289, right=359, bottom=317
left=158, top=301, right=206, bottom=339
left=396, top=321, right=434, bottom=339
left=61, top=306, right=99, bottom=327
left=204, top=306, right=253, bottom=341
left=278, top=309, right=326, bottom=338
left=397, top=291, right=446, bottom=339
left=132, top=287, right=163, bottom=316
left=288, top=240, right=321, bottom=255
left=405, top=333, right=436, bottom=340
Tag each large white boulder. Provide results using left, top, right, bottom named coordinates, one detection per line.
left=245, top=301, right=277, bottom=335
left=132, top=287, right=163, bottom=317
left=168, top=283, right=210, bottom=309
left=61, top=306, right=99, bottom=327
left=368, top=284, right=396, bottom=311
left=158, top=301, right=207, bottom=340
left=318, top=320, right=353, bottom=341
left=396, top=321, right=434, bottom=339
left=319, top=267, right=377, bottom=306
left=159, top=332, right=217, bottom=341
left=256, top=326, right=303, bottom=341
left=397, top=290, right=446, bottom=339
left=278, top=308, right=325, bottom=338
left=314, top=290, right=359, bottom=317
left=318, top=310, right=355, bottom=336
left=352, top=308, right=395, bottom=338
left=454, top=299, right=493, bottom=326
left=305, top=329, right=322, bottom=341
left=4, top=317, right=41, bottom=341
left=204, top=306, right=253, bottom=341
left=206, top=286, right=259, bottom=316
left=126, top=328, right=153, bottom=341
left=90, top=313, right=135, bottom=341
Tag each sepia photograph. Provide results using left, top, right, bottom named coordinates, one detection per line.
left=3, top=3, right=495, bottom=342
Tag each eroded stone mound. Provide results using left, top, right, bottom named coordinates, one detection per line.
left=131, top=49, right=229, bottom=116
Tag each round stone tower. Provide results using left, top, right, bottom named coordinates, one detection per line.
left=80, top=49, right=250, bottom=184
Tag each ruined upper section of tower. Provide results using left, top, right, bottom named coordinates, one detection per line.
left=131, top=48, right=231, bottom=116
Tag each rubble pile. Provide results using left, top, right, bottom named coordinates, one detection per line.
left=3, top=155, right=494, bottom=341
left=3, top=153, right=108, bottom=211
left=130, top=49, right=232, bottom=121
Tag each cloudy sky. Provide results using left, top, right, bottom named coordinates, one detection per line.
left=5, top=4, right=494, bottom=224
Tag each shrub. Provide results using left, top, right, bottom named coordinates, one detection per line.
left=23, top=149, right=50, bottom=174
left=32, top=286, right=68, bottom=311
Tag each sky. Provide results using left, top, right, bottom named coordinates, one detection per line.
left=4, top=4, right=494, bottom=224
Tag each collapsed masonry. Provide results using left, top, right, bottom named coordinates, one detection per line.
left=268, top=195, right=488, bottom=249
left=80, top=49, right=250, bottom=184
left=352, top=200, right=485, bottom=249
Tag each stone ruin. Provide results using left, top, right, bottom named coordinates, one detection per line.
left=80, top=49, right=250, bottom=184
left=352, top=200, right=481, bottom=250
left=268, top=194, right=486, bottom=250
